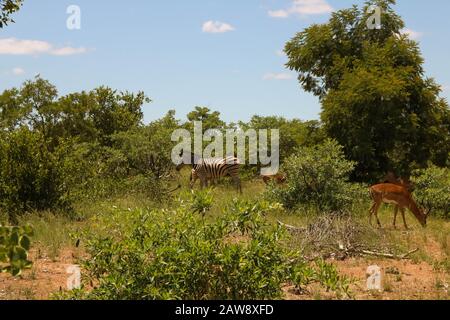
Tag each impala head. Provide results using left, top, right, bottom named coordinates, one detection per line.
left=417, top=201, right=432, bottom=227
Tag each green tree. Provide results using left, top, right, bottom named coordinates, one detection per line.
left=0, top=0, right=23, bottom=28
left=90, top=87, right=149, bottom=144
left=187, top=106, right=225, bottom=132
left=285, top=0, right=450, bottom=181
left=241, top=116, right=325, bottom=163
left=0, top=77, right=149, bottom=145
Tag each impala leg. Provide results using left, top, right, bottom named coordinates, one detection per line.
left=369, top=202, right=375, bottom=226
left=393, top=206, right=399, bottom=229
left=401, top=208, right=408, bottom=230
left=369, top=199, right=380, bottom=227
left=372, top=201, right=382, bottom=228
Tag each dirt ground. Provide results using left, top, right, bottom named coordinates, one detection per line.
left=0, top=249, right=78, bottom=300
left=1, top=248, right=448, bottom=300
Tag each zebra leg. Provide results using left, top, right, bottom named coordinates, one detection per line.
left=200, top=177, right=208, bottom=189
left=190, top=170, right=197, bottom=189
left=232, top=176, right=242, bottom=194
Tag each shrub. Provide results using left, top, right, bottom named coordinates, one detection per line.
left=266, top=140, right=359, bottom=212
left=62, top=139, right=173, bottom=203
left=0, top=225, right=33, bottom=276
left=57, top=199, right=350, bottom=300
left=412, top=166, right=450, bottom=218
left=189, top=189, right=213, bottom=216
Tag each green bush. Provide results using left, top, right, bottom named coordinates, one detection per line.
left=0, top=225, right=33, bottom=276
left=57, top=199, right=350, bottom=300
left=0, top=128, right=72, bottom=222
left=62, top=137, right=173, bottom=203
left=412, top=166, right=450, bottom=218
left=266, top=140, right=360, bottom=212
left=189, top=189, right=213, bottom=216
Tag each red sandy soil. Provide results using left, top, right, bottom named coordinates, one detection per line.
left=0, top=248, right=78, bottom=300
left=284, top=258, right=449, bottom=300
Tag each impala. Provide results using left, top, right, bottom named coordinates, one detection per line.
left=261, top=173, right=287, bottom=185
left=382, top=172, right=415, bottom=222
left=369, top=183, right=430, bottom=229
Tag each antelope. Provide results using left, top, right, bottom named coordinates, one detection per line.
left=382, top=172, right=415, bottom=223
left=261, top=173, right=287, bottom=186
left=369, top=183, right=430, bottom=229
left=383, top=172, right=414, bottom=192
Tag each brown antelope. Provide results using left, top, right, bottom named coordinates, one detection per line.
left=261, top=173, right=287, bottom=186
left=383, top=172, right=414, bottom=192
left=369, top=183, right=430, bottom=229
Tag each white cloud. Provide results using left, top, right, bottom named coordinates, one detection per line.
left=12, top=67, right=25, bottom=75
left=401, top=28, right=424, bottom=40
left=202, top=21, right=235, bottom=34
left=50, top=47, right=88, bottom=56
left=268, top=10, right=289, bottom=18
left=0, top=38, right=89, bottom=56
left=276, top=50, right=285, bottom=57
left=269, top=0, right=333, bottom=19
left=263, top=73, right=293, bottom=81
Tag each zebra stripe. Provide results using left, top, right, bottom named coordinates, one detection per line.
left=190, top=156, right=242, bottom=193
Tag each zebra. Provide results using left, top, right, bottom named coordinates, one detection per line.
left=176, top=152, right=242, bottom=193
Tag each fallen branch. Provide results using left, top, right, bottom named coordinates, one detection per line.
left=356, top=248, right=419, bottom=260
left=277, top=220, right=306, bottom=233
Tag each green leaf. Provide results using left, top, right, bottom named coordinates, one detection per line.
left=22, top=225, right=34, bottom=236
left=10, top=231, right=19, bottom=245
left=12, top=246, right=27, bottom=261
left=20, top=235, right=31, bottom=251
left=11, top=267, right=21, bottom=277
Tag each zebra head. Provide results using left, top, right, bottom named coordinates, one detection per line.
left=175, top=150, right=201, bottom=171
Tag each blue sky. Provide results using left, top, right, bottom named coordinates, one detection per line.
left=1, top=0, right=449, bottom=123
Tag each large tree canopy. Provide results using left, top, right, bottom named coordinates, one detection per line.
left=0, top=0, right=23, bottom=28
left=285, top=0, right=450, bottom=182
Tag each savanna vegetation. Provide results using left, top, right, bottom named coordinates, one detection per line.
left=1, top=0, right=449, bottom=300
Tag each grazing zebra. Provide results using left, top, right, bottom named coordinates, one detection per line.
left=176, top=153, right=242, bottom=193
